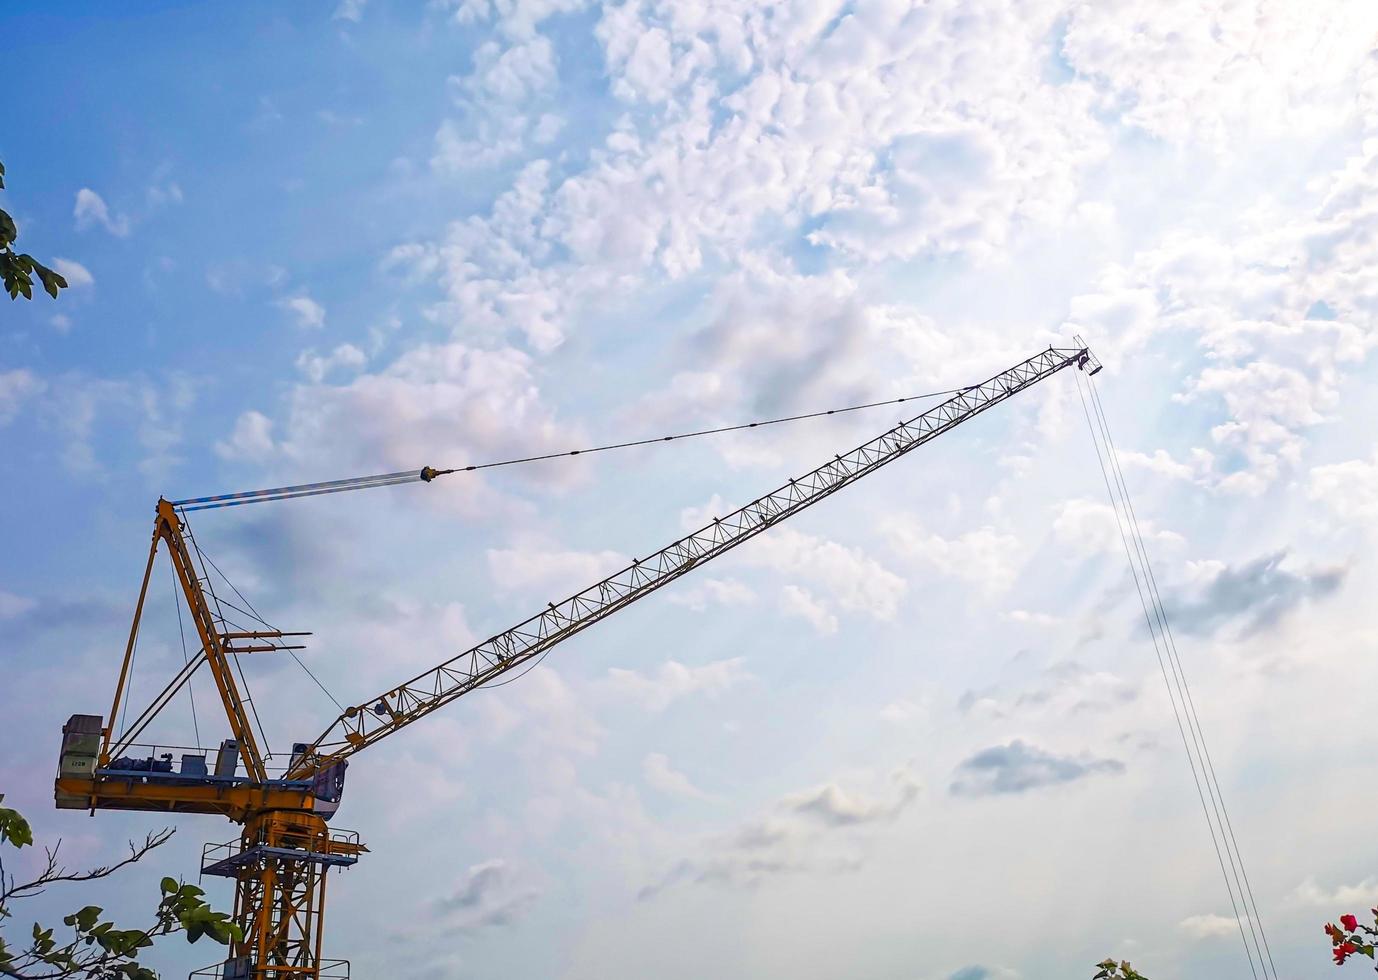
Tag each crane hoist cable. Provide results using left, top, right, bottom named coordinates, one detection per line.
left=1072, top=367, right=1276, bottom=980
left=170, top=386, right=974, bottom=512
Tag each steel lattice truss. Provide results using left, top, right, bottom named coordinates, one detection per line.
left=291, top=345, right=1093, bottom=775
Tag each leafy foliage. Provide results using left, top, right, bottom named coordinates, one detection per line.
left=1094, top=958, right=1151, bottom=980
left=1325, top=908, right=1378, bottom=969
left=0, top=794, right=240, bottom=979
left=0, top=160, right=69, bottom=300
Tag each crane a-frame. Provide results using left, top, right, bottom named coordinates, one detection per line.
left=54, top=343, right=1102, bottom=979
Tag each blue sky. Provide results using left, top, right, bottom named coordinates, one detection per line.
left=5, top=2, right=1378, bottom=978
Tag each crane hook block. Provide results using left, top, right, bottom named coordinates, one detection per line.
left=420, top=466, right=439, bottom=482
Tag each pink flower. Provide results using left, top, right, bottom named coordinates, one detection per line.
left=1335, top=941, right=1357, bottom=965
left=1341, top=914, right=1359, bottom=932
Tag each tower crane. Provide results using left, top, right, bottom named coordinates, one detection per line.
left=53, top=342, right=1102, bottom=979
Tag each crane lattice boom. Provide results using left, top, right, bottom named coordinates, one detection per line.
left=290, top=344, right=1099, bottom=776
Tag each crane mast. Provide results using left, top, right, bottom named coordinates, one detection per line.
left=54, top=341, right=1101, bottom=980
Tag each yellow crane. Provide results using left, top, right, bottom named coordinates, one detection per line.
left=54, top=343, right=1101, bottom=979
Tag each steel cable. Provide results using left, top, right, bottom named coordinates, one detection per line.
left=171, top=387, right=972, bottom=512
left=1087, top=376, right=1277, bottom=978
left=1073, top=369, right=1268, bottom=980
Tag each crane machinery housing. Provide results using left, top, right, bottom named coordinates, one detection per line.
left=54, top=342, right=1102, bottom=979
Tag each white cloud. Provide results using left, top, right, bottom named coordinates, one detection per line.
left=744, top=527, right=906, bottom=623
left=265, top=342, right=586, bottom=516
left=333, top=0, right=366, bottom=22
left=296, top=344, right=367, bottom=383
left=603, top=657, right=749, bottom=713
left=883, top=516, right=1022, bottom=595
left=146, top=180, right=183, bottom=208
left=51, top=258, right=93, bottom=288
left=640, top=765, right=920, bottom=899
left=1178, top=913, right=1246, bottom=940
left=783, top=772, right=920, bottom=827
left=458, top=36, right=557, bottom=104
left=1002, top=610, right=1064, bottom=628
left=0, top=369, right=45, bottom=426
left=73, top=188, right=129, bottom=236
left=665, top=577, right=755, bottom=612
left=778, top=584, right=837, bottom=635
left=278, top=295, right=326, bottom=329
left=1293, top=876, right=1378, bottom=907
left=879, top=700, right=923, bottom=725
left=487, top=541, right=628, bottom=596
left=1310, top=451, right=1378, bottom=527
left=215, top=410, right=275, bottom=462
left=1052, top=499, right=1183, bottom=557
left=431, top=859, right=540, bottom=931
left=643, top=752, right=709, bottom=800
left=1062, top=1, right=1378, bottom=150
left=0, top=591, right=37, bottom=619
left=960, top=662, right=1138, bottom=721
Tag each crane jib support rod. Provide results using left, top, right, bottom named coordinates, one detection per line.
left=289, top=345, right=1099, bottom=777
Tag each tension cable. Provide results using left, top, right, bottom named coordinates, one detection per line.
left=172, top=385, right=973, bottom=512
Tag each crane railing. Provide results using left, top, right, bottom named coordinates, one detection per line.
left=288, top=344, right=1099, bottom=777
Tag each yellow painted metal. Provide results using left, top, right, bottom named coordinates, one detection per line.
left=54, top=776, right=317, bottom=822
left=226, top=812, right=365, bottom=979
left=98, top=500, right=268, bottom=781
left=154, top=499, right=268, bottom=782
left=102, top=527, right=162, bottom=768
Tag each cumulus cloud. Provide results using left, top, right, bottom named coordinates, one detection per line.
left=778, top=584, right=838, bottom=635
left=215, top=410, right=275, bottom=462
left=433, top=860, right=540, bottom=931
left=783, top=771, right=920, bottom=828
left=296, top=344, right=367, bottom=383
left=278, top=294, right=326, bottom=329
left=51, top=258, right=93, bottom=288
left=950, top=739, right=1124, bottom=797
left=640, top=765, right=920, bottom=899
left=73, top=188, right=128, bottom=236
left=1163, top=551, right=1345, bottom=637
left=1052, top=499, right=1183, bottom=557
left=1293, top=876, right=1378, bottom=907
left=743, top=527, right=906, bottom=623
left=260, top=341, right=587, bottom=516
left=0, top=369, right=46, bottom=426
left=332, top=0, right=366, bottom=22
left=643, top=752, right=710, bottom=800
left=1179, top=913, right=1245, bottom=940
left=603, top=657, right=749, bottom=712
left=487, top=541, right=629, bottom=596
left=664, top=577, right=755, bottom=612
left=959, top=662, right=1138, bottom=720
left=0, top=591, right=37, bottom=620
left=393, top=0, right=1116, bottom=358
left=1062, top=0, right=1378, bottom=150
left=884, top=515, right=1023, bottom=595
left=1309, top=451, right=1378, bottom=527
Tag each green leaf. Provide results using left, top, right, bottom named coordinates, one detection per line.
left=0, top=159, right=7, bottom=189
left=161, top=876, right=179, bottom=895
left=0, top=209, right=15, bottom=249
left=34, top=262, right=67, bottom=299
left=0, top=805, right=33, bottom=848
left=75, top=905, right=103, bottom=931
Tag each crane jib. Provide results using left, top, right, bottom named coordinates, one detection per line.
left=287, top=342, right=1101, bottom=779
